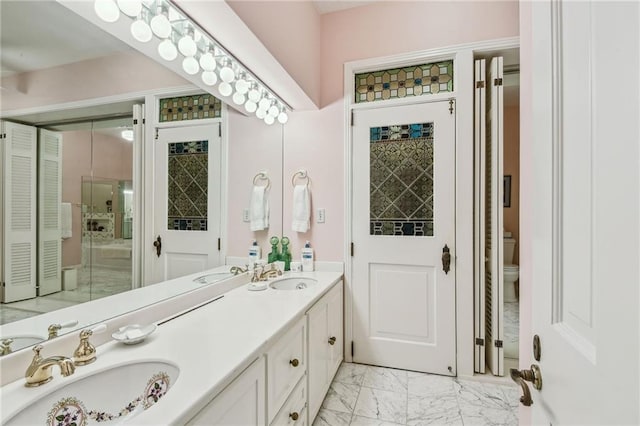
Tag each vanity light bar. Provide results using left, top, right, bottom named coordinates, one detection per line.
left=94, top=0, right=290, bottom=125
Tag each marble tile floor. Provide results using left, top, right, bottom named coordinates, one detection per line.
left=314, top=363, right=519, bottom=426
left=0, top=267, right=131, bottom=325
left=504, top=302, right=519, bottom=360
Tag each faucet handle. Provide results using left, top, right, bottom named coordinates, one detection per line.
left=48, top=320, right=79, bottom=339
left=73, top=323, right=106, bottom=366
left=1, top=339, right=14, bottom=356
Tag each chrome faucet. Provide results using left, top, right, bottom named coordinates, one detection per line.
left=25, top=345, right=75, bottom=387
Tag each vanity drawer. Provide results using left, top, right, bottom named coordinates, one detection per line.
left=271, top=374, right=307, bottom=426
left=267, top=316, right=306, bottom=423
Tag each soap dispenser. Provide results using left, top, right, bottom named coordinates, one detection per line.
left=301, top=241, right=314, bottom=272
left=268, top=236, right=280, bottom=263
left=248, top=240, right=261, bottom=266
left=280, top=236, right=291, bottom=271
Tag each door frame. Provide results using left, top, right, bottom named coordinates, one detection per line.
left=343, top=37, right=519, bottom=378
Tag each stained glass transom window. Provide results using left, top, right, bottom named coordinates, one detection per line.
left=370, top=123, right=434, bottom=236
left=159, top=94, right=221, bottom=122
left=355, top=60, right=453, bottom=103
left=168, top=141, right=208, bottom=231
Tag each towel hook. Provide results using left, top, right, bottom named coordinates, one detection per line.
left=252, top=171, right=271, bottom=190
left=291, top=169, right=310, bottom=187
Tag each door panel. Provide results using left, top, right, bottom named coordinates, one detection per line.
left=352, top=101, right=456, bottom=375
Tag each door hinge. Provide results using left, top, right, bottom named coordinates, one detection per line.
left=448, top=99, right=454, bottom=114
left=142, top=118, right=146, bottom=124
left=217, top=238, right=221, bottom=251
left=155, top=128, right=159, bottom=140
left=133, top=119, right=138, bottom=125
left=351, top=341, right=354, bottom=357
left=494, top=339, right=503, bottom=348
left=494, top=78, right=503, bottom=86
left=218, top=126, right=222, bottom=137
left=350, top=110, right=354, bottom=127
left=350, top=242, right=354, bottom=257
left=475, top=338, right=485, bottom=346
left=475, top=81, right=485, bottom=88
left=1, top=282, right=4, bottom=288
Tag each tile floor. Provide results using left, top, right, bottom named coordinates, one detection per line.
left=313, top=363, right=519, bottom=426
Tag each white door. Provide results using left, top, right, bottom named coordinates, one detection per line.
left=1, top=121, right=37, bottom=302
left=352, top=101, right=456, bottom=375
left=151, top=124, right=222, bottom=283
left=38, top=129, right=62, bottom=296
left=528, top=0, right=640, bottom=423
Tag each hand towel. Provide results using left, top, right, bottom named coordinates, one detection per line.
left=61, top=202, right=72, bottom=239
left=250, top=185, right=269, bottom=231
left=291, top=184, right=310, bottom=233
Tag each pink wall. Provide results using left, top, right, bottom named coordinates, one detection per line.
left=1, top=52, right=188, bottom=112
left=62, top=131, right=133, bottom=267
left=504, top=105, right=520, bottom=264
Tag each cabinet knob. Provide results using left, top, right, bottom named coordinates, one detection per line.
left=289, top=358, right=299, bottom=367
left=328, top=336, right=336, bottom=345
left=289, top=412, right=299, bottom=421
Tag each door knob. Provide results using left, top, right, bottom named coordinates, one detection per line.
left=510, top=365, right=542, bottom=406
left=153, top=236, right=162, bottom=257
left=442, top=245, right=451, bottom=274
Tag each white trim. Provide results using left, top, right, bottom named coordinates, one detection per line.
left=343, top=36, right=519, bottom=375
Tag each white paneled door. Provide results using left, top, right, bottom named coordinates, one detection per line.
left=151, top=124, right=222, bottom=283
left=529, top=0, right=640, bottom=423
left=352, top=101, right=456, bottom=375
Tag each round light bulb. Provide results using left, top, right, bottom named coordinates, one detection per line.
left=158, top=39, right=178, bottom=61
left=219, top=66, right=235, bottom=83
left=268, top=105, right=279, bottom=117
left=182, top=57, right=199, bottom=75
left=278, top=111, right=289, bottom=124
left=219, top=82, right=233, bottom=97
left=235, top=79, right=249, bottom=94
left=232, top=92, right=246, bottom=105
left=201, top=71, right=218, bottom=86
left=178, top=34, right=197, bottom=57
left=130, top=19, right=152, bottom=42
left=256, top=108, right=267, bottom=119
left=150, top=14, right=171, bottom=39
left=94, top=0, right=120, bottom=23
left=244, top=100, right=257, bottom=113
left=258, top=98, right=271, bottom=111
left=117, top=0, right=141, bottom=17
left=199, top=52, right=216, bottom=71
left=264, top=115, right=275, bottom=125
left=248, top=88, right=260, bottom=103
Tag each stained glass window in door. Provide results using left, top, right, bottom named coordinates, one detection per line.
left=167, top=141, right=208, bottom=231
left=370, top=123, right=434, bottom=236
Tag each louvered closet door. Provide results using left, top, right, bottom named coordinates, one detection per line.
left=38, top=129, right=62, bottom=296
left=2, top=121, right=37, bottom=302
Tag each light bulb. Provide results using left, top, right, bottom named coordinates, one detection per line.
left=131, top=19, right=152, bottom=42
left=219, top=82, right=233, bottom=97
left=117, top=0, right=141, bottom=17
left=158, top=39, right=177, bottom=61
left=95, top=0, right=120, bottom=23
left=199, top=52, right=216, bottom=71
left=245, top=100, right=257, bottom=113
left=201, top=71, right=217, bottom=86
left=264, top=115, right=275, bottom=125
left=277, top=111, right=289, bottom=124
left=178, top=32, right=197, bottom=57
left=232, top=92, right=246, bottom=105
left=150, top=12, right=171, bottom=38
left=219, top=64, right=235, bottom=83
left=235, top=79, right=249, bottom=95
left=248, top=88, right=260, bottom=103
left=258, top=98, right=271, bottom=111
left=256, top=108, right=267, bottom=119
left=182, top=57, right=199, bottom=75
left=268, top=105, right=279, bottom=117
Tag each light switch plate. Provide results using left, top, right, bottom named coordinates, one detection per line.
left=317, top=208, right=326, bottom=223
left=243, top=208, right=250, bottom=222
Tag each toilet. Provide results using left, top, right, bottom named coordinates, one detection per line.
left=503, top=233, right=519, bottom=302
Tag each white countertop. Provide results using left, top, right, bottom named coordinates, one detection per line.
left=0, top=271, right=342, bottom=425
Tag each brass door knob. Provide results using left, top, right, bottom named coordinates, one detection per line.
left=289, top=358, right=299, bottom=367
left=510, top=365, right=542, bottom=406
left=328, top=336, right=336, bottom=345
left=153, top=236, right=162, bottom=257
left=289, top=412, right=299, bottom=421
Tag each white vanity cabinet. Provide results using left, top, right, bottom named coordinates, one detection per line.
left=186, top=357, right=266, bottom=426
left=307, top=280, right=344, bottom=422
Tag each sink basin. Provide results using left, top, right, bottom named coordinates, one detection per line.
left=4, top=360, right=179, bottom=425
left=193, top=272, right=234, bottom=284
left=1, top=335, right=46, bottom=354
left=270, top=277, right=318, bottom=290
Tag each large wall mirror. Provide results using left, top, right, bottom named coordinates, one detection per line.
left=0, top=0, right=284, bottom=353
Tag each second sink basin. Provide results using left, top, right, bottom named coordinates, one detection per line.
left=4, top=360, right=179, bottom=425
left=270, top=277, right=318, bottom=290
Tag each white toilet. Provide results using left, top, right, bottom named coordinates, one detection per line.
left=503, top=233, right=519, bottom=302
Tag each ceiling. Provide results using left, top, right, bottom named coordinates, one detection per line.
left=312, top=0, right=377, bottom=15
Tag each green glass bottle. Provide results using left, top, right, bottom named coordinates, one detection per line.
left=267, top=236, right=280, bottom=264
left=280, top=236, right=291, bottom=271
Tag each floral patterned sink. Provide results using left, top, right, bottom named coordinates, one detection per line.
left=4, top=361, right=179, bottom=425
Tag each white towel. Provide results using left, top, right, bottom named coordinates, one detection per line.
left=61, top=202, right=72, bottom=239
left=249, top=186, right=269, bottom=231
left=291, top=184, right=310, bottom=233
